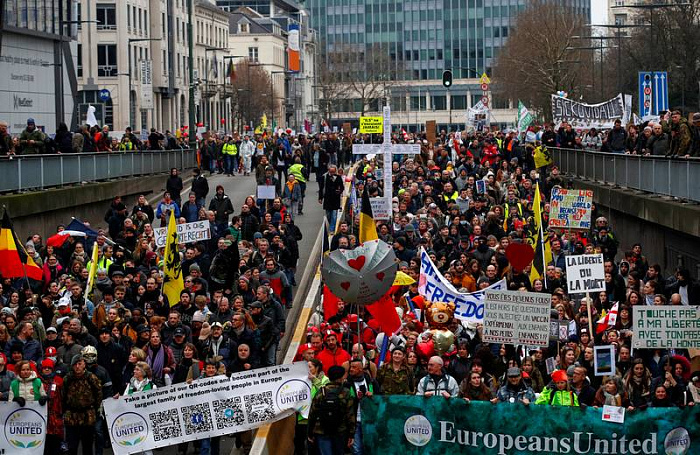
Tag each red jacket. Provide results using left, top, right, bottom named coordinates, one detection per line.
left=316, top=347, right=351, bottom=374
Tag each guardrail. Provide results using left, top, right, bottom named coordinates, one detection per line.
left=0, top=149, right=196, bottom=193
left=550, top=147, right=700, bottom=204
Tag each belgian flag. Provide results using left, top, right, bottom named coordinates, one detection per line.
left=358, top=187, right=378, bottom=244
left=0, top=210, right=43, bottom=281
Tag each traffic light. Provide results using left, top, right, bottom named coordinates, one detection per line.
left=442, top=70, right=453, bottom=88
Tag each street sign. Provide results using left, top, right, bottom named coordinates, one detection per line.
left=479, top=73, right=491, bottom=85
left=481, top=96, right=489, bottom=106
left=638, top=71, right=668, bottom=117
left=480, top=83, right=489, bottom=91
left=99, top=89, right=111, bottom=102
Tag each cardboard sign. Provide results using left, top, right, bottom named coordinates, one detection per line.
left=154, top=220, right=211, bottom=248
left=257, top=185, right=276, bottom=200
left=483, top=290, right=551, bottom=347
left=369, top=197, right=391, bottom=221
left=426, top=120, right=437, bottom=144
left=360, top=116, right=383, bottom=134
left=632, top=307, right=700, bottom=349
left=549, top=188, right=594, bottom=230
left=602, top=405, right=626, bottom=424
left=342, top=122, right=352, bottom=135
left=565, top=254, right=605, bottom=293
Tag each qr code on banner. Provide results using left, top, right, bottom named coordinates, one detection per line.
left=212, top=397, right=245, bottom=430
left=181, top=403, right=214, bottom=435
left=244, top=391, right=274, bottom=424
left=149, top=408, right=182, bottom=442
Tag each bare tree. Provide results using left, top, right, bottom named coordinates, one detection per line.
left=230, top=59, right=273, bottom=129
left=493, top=0, right=591, bottom=120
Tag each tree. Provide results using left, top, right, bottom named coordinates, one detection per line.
left=492, top=0, right=592, bottom=120
left=229, top=59, right=273, bottom=130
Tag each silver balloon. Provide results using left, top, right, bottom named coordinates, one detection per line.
left=321, top=239, right=398, bottom=305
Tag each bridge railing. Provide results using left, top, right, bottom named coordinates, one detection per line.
left=550, top=147, right=700, bottom=204
left=0, top=149, right=197, bottom=193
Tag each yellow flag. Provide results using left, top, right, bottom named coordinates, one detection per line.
left=534, top=145, right=553, bottom=169
left=85, top=241, right=99, bottom=297
left=528, top=182, right=553, bottom=284
left=163, top=210, right=184, bottom=306
left=393, top=271, right=416, bottom=286
left=261, top=114, right=268, bottom=129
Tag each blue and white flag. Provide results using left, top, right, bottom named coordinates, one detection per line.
left=418, top=248, right=506, bottom=324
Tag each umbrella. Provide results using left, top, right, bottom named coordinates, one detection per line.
left=321, top=239, right=397, bottom=306
left=46, top=230, right=88, bottom=248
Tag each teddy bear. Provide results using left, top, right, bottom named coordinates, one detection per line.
left=417, top=301, right=456, bottom=357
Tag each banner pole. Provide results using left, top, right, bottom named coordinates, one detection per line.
left=586, top=292, right=594, bottom=337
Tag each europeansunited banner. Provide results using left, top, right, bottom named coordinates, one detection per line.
left=551, top=94, right=625, bottom=130
left=104, top=362, right=311, bottom=455
left=0, top=402, right=47, bottom=454
left=362, top=396, right=699, bottom=455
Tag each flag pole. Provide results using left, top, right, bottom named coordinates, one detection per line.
left=586, top=292, right=594, bottom=337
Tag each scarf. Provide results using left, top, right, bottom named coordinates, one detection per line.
left=148, top=344, right=165, bottom=379
left=129, top=377, right=150, bottom=393
left=286, top=181, right=295, bottom=192
left=603, top=391, right=622, bottom=406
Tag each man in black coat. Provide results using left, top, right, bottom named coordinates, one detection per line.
left=318, top=165, right=344, bottom=233
left=191, top=168, right=209, bottom=206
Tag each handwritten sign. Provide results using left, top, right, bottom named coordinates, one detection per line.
left=369, top=197, right=391, bottom=221
left=483, top=290, right=551, bottom=346
left=549, top=188, right=593, bottom=230
left=566, top=254, right=605, bottom=293
left=633, top=307, right=700, bottom=349
left=360, top=116, right=383, bottom=134
left=154, top=220, right=211, bottom=248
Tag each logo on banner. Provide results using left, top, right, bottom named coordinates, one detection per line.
left=111, top=412, right=148, bottom=448
left=664, top=427, right=691, bottom=454
left=404, top=415, right=432, bottom=447
left=275, top=380, right=311, bottom=415
left=4, top=408, right=45, bottom=449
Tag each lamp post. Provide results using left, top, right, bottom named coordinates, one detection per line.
left=566, top=44, right=619, bottom=99
left=127, top=38, right=160, bottom=130
left=187, top=0, right=196, bottom=150
left=583, top=24, right=646, bottom=95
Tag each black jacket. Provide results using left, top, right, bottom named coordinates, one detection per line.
left=192, top=175, right=210, bottom=200
left=166, top=176, right=184, bottom=200
left=319, top=173, right=344, bottom=211
left=209, top=194, right=234, bottom=224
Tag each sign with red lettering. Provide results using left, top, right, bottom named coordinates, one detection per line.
left=549, top=188, right=593, bottom=230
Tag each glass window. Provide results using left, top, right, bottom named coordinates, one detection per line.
left=452, top=95, right=467, bottom=109
left=248, top=47, right=259, bottom=62
left=77, top=44, right=83, bottom=78
left=97, top=44, right=118, bottom=77
left=96, top=4, right=117, bottom=30
left=410, top=95, right=426, bottom=111
left=432, top=95, right=447, bottom=110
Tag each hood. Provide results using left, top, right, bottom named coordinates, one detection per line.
left=18, top=371, right=38, bottom=383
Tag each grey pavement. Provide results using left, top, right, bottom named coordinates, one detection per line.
left=105, top=170, right=324, bottom=455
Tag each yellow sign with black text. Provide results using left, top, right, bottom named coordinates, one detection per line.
left=360, top=117, right=383, bottom=134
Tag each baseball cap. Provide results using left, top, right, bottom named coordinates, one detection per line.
left=507, top=367, right=521, bottom=377
left=46, top=327, right=57, bottom=334
left=174, top=327, right=186, bottom=336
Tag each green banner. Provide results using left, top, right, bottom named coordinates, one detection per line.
left=362, top=396, right=698, bottom=455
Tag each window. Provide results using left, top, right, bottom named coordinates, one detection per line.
left=96, top=4, right=116, bottom=30
left=410, top=95, right=426, bottom=111
left=97, top=44, right=117, bottom=77
left=432, top=95, right=447, bottom=110
left=451, top=95, right=467, bottom=110
left=127, top=5, right=130, bottom=28
left=248, top=47, right=259, bottom=62
left=77, top=44, right=83, bottom=78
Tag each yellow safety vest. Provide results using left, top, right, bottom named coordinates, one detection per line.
left=223, top=143, right=238, bottom=155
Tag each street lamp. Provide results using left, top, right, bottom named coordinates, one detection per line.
left=583, top=24, right=647, bottom=94
left=127, top=38, right=160, bottom=130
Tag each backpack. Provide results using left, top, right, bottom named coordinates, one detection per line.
left=317, top=386, right=344, bottom=434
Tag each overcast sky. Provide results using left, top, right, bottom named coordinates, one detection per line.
left=591, top=0, right=608, bottom=25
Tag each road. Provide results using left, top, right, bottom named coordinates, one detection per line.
left=106, top=170, right=324, bottom=455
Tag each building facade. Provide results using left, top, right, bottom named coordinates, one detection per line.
left=305, top=0, right=590, bottom=131
left=2, top=0, right=78, bottom=135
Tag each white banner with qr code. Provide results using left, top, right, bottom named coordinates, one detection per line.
left=104, top=362, right=311, bottom=455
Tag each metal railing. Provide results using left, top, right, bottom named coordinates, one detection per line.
left=550, top=147, right=700, bottom=204
left=0, top=149, right=196, bottom=193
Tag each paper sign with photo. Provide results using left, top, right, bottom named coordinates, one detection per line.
left=602, top=405, right=625, bottom=424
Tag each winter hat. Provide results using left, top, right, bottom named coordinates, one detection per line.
left=192, top=311, right=206, bottom=323
left=70, top=354, right=84, bottom=366
left=198, top=322, right=211, bottom=340
left=41, top=359, right=55, bottom=370
left=327, top=366, right=346, bottom=382
left=551, top=370, right=568, bottom=383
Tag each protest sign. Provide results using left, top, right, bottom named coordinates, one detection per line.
left=362, top=396, right=700, bottom=455
left=0, top=402, right=46, bottom=454
left=360, top=116, right=383, bottom=134
left=632, top=306, right=700, bottom=349
left=369, top=197, right=391, bottom=221
left=594, top=345, right=615, bottom=376
left=418, top=248, right=506, bottom=323
left=154, top=220, right=211, bottom=248
left=104, top=362, right=311, bottom=455
left=566, top=254, right=605, bottom=293
left=549, top=188, right=594, bottom=230
left=551, top=93, right=625, bottom=129
left=482, top=290, right=551, bottom=346
left=426, top=120, right=437, bottom=144
left=257, top=185, right=276, bottom=200
left=342, top=122, right=352, bottom=135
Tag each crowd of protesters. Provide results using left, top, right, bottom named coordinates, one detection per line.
left=299, top=126, right=700, bottom=455
left=547, top=110, right=700, bottom=157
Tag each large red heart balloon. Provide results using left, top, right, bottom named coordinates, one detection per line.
left=506, top=242, right=536, bottom=272
left=415, top=340, right=435, bottom=359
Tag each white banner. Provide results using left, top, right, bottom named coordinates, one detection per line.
left=105, top=362, right=311, bottom=455
left=0, top=402, right=47, bottom=454
left=418, top=248, right=506, bottom=323
left=483, top=290, right=551, bottom=347
left=565, top=254, right=605, bottom=294
left=632, top=307, right=700, bottom=349
left=551, top=93, right=625, bottom=129
left=548, top=188, right=594, bottom=230
left=154, top=220, right=211, bottom=248
left=140, top=60, right=154, bottom=110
